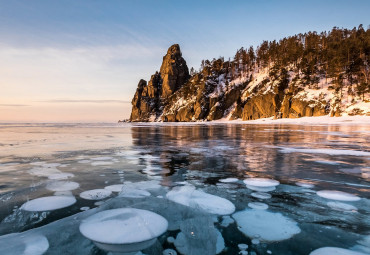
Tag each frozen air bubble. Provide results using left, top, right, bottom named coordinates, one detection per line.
left=21, top=196, right=76, bottom=211
left=80, top=189, right=112, bottom=200
left=248, top=202, right=268, bottom=210
left=79, top=208, right=168, bottom=253
left=316, top=190, right=361, bottom=201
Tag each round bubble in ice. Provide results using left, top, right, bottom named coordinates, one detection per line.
left=80, top=189, right=112, bottom=200
left=238, top=243, right=248, bottom=250
left=167, top=236, right=175, bottom=243
left=248, top=202, right=268, bottom=210
left=48, top=173, right=74, bottom=180
left=251, top=192, right=272, bottom=199
left=246, top=185, right=276, bottom=192
left=316, top=190, right=361, bottom=201
left=232, top=209, right=301, bottom=242
left=310, top=247, right=367, bottom=255
left=219, top=178, right=239, bottom=183
left=166, top=185, right=235, bottom=215
left=119, top=189, right=151, bottom=198
left=163, top=249, right=177, bottom=255
left=327, top=202, right=358, bottom=212
left=21, top=196, right=76, bottom=211
left=79, top=208, right=168, bottom=253
left=104, top=184, right=124, bottom=192
left=244, top=178, right=280, bottom=187
left=46, top=181, right=80, bottom=192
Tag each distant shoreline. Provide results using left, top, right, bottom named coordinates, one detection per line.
left=128, top=115, right=370, bottom=125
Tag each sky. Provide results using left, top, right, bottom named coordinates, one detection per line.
left=0, top=0, right=369, bottom=122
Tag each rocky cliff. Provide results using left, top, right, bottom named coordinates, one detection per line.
left=130, top=27, right=370, bottom=122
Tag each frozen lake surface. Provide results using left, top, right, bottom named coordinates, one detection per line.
left=0, top=122, right=369, bottom=255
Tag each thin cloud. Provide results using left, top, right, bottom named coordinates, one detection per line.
left=40, top=99, right=131, bottom=104
left=0, top=104, right=30, bottom=107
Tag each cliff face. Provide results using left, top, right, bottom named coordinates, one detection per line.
left=130, top=44, right=189, bottom=121
left=130, top=43, right=369, bottom=122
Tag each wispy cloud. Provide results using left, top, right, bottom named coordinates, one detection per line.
left=40, top=99, right=131, bottom=104
left=0, top=104, right=30, bottom=107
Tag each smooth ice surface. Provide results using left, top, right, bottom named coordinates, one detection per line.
left=79, top=208, right=168, bottom=244
left=166, top=185, right=235, bottom=215
left=316, top=190, right=361, bottom=201
left=104, top=184, right=124, bottom=192
left=91, top=156, right=114, bottom=161
left=54, top=190, right=73, bottom=196
left=80, top=189, right=112, bottom=200
left=46, top=181, right=80, bottom=191
left=91, top=161, right=113, bottom=166
left=21, top=196, right=76, bottom=211
left=1, top=122, right=369, bottom=254
left=232, top=209, right=301, bottom=242
left=296, top=181, right=315, bottom=188
left=310, top=247, right=367, bottom=255
left=244, top=178, right=280, bottom=187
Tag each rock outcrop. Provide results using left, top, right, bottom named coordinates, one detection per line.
left=130, top=43, right=369, bottom=122
left=130, top=44, right=189, bottom=122
left=160, top=44, right=190, bottom=98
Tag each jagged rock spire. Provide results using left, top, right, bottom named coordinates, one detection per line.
left=130, top=44, right=189, bottom=121
left=160, top=44, right=190, bottom=97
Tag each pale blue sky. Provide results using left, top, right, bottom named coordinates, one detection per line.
left=0, top=0, right=369, bottom=122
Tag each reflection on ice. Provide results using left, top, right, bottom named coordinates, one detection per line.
left=278, top=147, right=370, bottom=156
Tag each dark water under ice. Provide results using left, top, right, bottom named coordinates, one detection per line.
left=0, top=122, right=369, bottom=255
